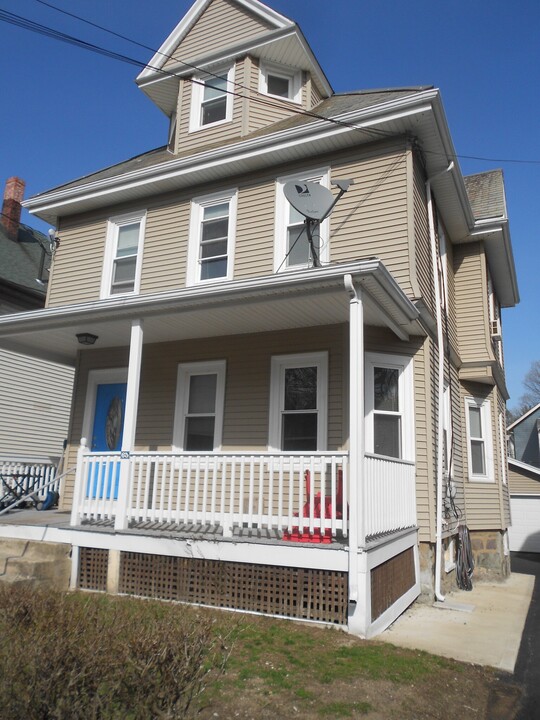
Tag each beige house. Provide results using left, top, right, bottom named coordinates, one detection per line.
left=0, top=0, right=519, bottom=637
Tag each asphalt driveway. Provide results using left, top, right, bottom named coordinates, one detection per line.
left=512, top=552, right=540, bottom=720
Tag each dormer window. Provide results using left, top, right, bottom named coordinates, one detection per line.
left=260, top=61, right=301, bottom=104
left=189, top=66, right=235, bottom=132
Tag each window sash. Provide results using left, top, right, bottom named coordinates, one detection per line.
left=269, top=353, right=328, bottom=452
left=102, top=213, right=145, bottom=299
left=465, top=398, right=493, bottom=481
left=173, top=361, right=226, bottom=452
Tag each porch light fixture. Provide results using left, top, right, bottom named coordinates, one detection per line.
left=76, top=332, right=98, bottom=346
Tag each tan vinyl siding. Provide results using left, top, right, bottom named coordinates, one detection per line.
left=443, top=232, right=459, bottom=353
left=0, top=349, right=74, bottom=459
left=461, top=382, right=506, bottom=530
left=47, top=216, right=107, bottom=307
left=63, top=326, right=345, bottom=505
left=453, top=243, right=492, bottom=363
left=140, top=198, right=190, bottom=293
left=311, top=81, right=324, bottom=109
left=49, top=141, right=413, bottom=302
left=412, top=155, right=433, bottom=308
left=176, top=57, right=246, bottom=153
left=448, top=361, right=465, bottom=525
left=330, top=147, right=412, bottom=294
left=164, top=0, right=273, bottom=69
left=246, top=58, right=309, bottom=134
left=234, top=178, right=275, bottom=278
left=509, top=465, right=540, bottom=495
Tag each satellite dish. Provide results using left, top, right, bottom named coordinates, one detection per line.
left=284, top=180, right=335, bottom=221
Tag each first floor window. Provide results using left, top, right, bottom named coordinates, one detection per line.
left=365, top=353, right=414, bottom=461
left=269, top=352, right=328, bottom=451
left=465, top=397, right=494, bottom=481
left=101, top=211, right=146, bottom=298
left=187, top=190, right=237, bottom=285
left=173, top=361, right=226, bottom=451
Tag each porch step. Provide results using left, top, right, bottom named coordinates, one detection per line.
left=0, top=539, right=71, bottom=590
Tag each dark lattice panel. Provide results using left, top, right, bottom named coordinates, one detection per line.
left=370, top=547, right=415, bottom=621
left=119, top=552, right=348, bottom=625
left=78, top=547, right=109, bottom=591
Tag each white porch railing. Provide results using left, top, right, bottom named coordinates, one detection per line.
left=364, top=453, right=416, bottom=538
left=72, top=451, right=349, bottom=538
left=70, top=448, right=417, bottom=542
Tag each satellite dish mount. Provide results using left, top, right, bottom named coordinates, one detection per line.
left=283, top=179, right=354, bottom=268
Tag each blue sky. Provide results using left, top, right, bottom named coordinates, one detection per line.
left=1, top=0, right=538, bottom=407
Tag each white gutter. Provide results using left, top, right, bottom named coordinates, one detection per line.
left=426, top=161, right=454, bottom=603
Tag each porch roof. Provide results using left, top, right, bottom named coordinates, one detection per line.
left=0, top=259, right=422, bottom=366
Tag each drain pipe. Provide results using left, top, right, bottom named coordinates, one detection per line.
left=426, top=161, right=454, bottom=602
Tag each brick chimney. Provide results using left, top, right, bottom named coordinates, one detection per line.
left=1, top=177, right=26, bottom=240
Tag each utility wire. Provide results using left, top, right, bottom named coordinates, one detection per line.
left=3, top=3, right=540, bottom=165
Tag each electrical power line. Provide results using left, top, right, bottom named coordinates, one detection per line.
left=2, top=3, right=540, bottom=166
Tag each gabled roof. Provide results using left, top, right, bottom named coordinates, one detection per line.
left=136, top=0, right=332, bottom=115
left=464, top=170, right=507, bottom=221
left=508, top=402, right=540, bottom=432
left=0, top=222, right=48, bottom=300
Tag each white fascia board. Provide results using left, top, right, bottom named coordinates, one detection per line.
left=0, top=259, right=418, bottom=335
left=24, top=93, right=436, bottom=219
left=137, top=26, right=333, bottom=98
left=508, top=458, right=540, bottom=477
left=507, top=403, right=540, bottom=431
left=136, top=0, right=292, bottom=83
left=469, top=222, right=519, bottom=307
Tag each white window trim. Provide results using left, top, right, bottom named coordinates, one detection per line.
left=172, top=360, right=227, bottom=452
left=187, top=188, right=237, bottom=286
left=268, top=351, right=328, bottom=452
left=364, top=352, right=415, bottom=462
left=189, top=64, right=235, bottom=133
left=464, top=396, right=495, bottom=482
left=259, top=61, right=302, bottom=104
left=274, top=167, right=330, bottom=273
left=100, top=210, right=146, bottom=299
left=499, top=411, right=508, bottom=486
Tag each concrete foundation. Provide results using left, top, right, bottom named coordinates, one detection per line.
left=0, top=539, right=72, bottom=590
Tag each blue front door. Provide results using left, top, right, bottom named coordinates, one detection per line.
left=87, top=382, right=127, bottom=499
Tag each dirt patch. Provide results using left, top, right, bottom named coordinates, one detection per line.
left=197, top=613, right=523, bottom=720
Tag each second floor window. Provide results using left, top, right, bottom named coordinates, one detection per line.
left=187, top=190, right=237, bottom=285
left=274, top=167, right=330, bottom=272
left=259, top=61, right=301, bottom=103
left=101, top=211, right=146, bottom=298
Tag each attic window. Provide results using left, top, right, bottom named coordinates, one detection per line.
left=190, top=66, right=234, bottom=132
left=260, top=61, right=301, bottom=104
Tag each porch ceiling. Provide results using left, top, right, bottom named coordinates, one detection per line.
left=0, top=260, right=423, bottom=366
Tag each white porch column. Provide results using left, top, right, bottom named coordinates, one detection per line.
left=114, top=319, right=143, bottom=531
left=344, top=275, right=369, bottom=636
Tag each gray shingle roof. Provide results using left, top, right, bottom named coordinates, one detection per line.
left=31, top=87, right=432, bottom=197
left=463, top=169, right=506, bottom=220
left=0, top=222, right=48, bottom=297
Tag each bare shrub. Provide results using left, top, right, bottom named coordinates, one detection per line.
left=0, top=585, right=230, bottom=719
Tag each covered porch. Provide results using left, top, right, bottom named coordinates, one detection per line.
left=0, top=259, right=424, bottom=636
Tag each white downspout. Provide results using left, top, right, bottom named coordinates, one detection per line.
left=426, top=162, right=454, bottom=602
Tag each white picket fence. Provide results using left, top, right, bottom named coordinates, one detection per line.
left=0, top=460, right=59, bottom=504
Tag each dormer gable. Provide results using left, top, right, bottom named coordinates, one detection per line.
left=136, top=0, right=332, bottom=128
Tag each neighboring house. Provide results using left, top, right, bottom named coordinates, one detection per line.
left=507, top=404, right=540, bottom=552
left=0, top=0, right=519, bottom=637
left=0, top=177, right=74, bottom=464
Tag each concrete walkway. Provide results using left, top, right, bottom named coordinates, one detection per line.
left=379, top=572, right=534, bottom=672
